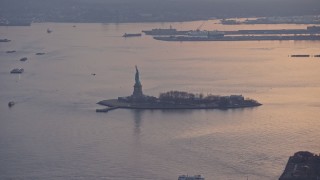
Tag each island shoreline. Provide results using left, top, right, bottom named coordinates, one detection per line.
left=97, top=67, right=261, bottom=113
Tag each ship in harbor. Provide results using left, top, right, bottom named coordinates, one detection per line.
left=97, top=66, right=261, bottom=112
left=123, top=33, right=142, bottom=37
left=142, top=25, right=189, bottom=36
left=178, top=175, right=205, bottom=180
left=47, top=28, right=52, bottom=33
left=10, top=68, right=24, bottom=74
left=0, top=39, right=11, bottom=42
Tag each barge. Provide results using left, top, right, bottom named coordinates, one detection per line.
left=10, top=68, right=24, bottom=74
left=123, top=33, right=142, bottom=37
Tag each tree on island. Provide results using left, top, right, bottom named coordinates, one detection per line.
left=159, top=91, right=223, bottom=104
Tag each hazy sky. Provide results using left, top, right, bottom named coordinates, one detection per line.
left=1, top=0, right=319, bottom=23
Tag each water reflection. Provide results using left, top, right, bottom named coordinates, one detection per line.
left=159, top=109, right=194, bottom=114
left=1, top=22, right=320, bottom=180
left=158, top=107, right=252, bottom=114
left=132, top=109, right=143, bottom=136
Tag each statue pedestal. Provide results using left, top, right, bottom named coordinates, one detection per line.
left=133, top=83, right=143, bottom=97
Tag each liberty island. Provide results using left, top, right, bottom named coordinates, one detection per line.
left=97, top=66, right=261, bottom=112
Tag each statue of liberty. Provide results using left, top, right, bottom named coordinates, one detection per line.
left=133, top=65, right=143, bottom=97
left=135, top=65, right=141, bottom=85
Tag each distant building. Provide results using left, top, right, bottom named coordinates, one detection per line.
left=230, top=95, right=244, bottom=104
left=279, top=151, right=320, bottom=180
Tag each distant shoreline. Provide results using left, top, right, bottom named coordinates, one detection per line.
left=1, top=14, right=320, bottom=26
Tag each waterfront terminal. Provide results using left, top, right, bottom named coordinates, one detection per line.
left=143, top=26, right=320, bottom=42
left=97, top=66, right=261, bottom=112
left=143, top=26, right=320, bottom=36
left=153, top=35, right=320, bottom=42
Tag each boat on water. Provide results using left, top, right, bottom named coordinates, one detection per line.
left=20, top=57, right=28, bottom=62
left=0, top=39, right=11, bottom=42
left=178, top=175, right=205, bottom=180
left=8, top=101, right=15, bottom=107
left=10, top=68, right=24, bottom=74
left=123, top=33, right=142, bottom=37
left=291, top=55, right=310, bottom=57
left=142, top=26, right=189, bottom=36
left=47, top=28, right=52, bottom=33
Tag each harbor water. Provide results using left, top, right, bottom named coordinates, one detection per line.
left=0, top=21, right=320, bottom=180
